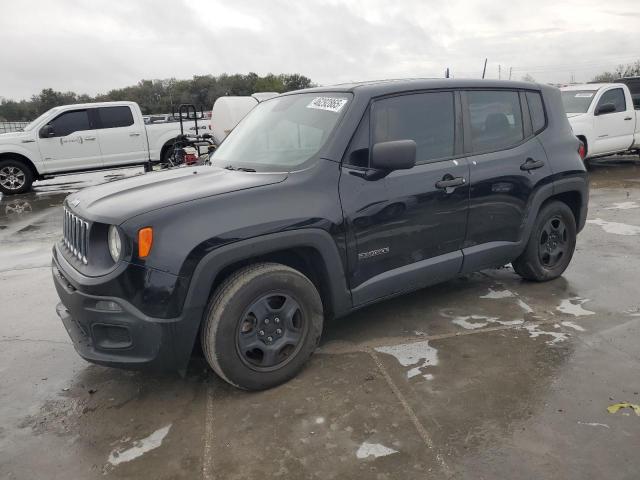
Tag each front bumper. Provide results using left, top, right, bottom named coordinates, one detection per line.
left=52, top=252, right=200, bottom=372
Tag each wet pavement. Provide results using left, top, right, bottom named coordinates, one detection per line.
left=1, top=158, right=640, bottom=479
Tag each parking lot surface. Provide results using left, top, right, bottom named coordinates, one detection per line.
left=2, top=158, right=640, bottom=479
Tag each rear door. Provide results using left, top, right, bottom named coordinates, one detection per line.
left=461, top=89, right=552, bottom=272
left=592, top=87, right=634, bottom=154
left=36, top=109, right=102, bottom=172
left=339, top=91, right=470, bottom=305
left=95, top=105, right=147, bottom=167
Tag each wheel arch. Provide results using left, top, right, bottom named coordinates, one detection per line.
left=183, top=229, right=352, bottom=327
left=524, top=177, right=588, bottom=244
left=0, top=152, right=40, bottom=179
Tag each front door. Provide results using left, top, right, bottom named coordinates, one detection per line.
left=37, top=109, right=102, bottom=172
left=593, top=87, right=634, bottom=154
left=461, top=89, right=552, bottom=271
left=339, top=91, right=469, bottom=305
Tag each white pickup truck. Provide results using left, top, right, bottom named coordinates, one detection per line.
left=0, top=101, right=203, bottom=194
left=560, top=83, right=640, bottom=160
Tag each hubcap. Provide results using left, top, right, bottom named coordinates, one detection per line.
left=538, top=215, right=568, bottom=268
left=0, top=166, right=26, bottom=191
left=236, top=293, right=306, bottom=370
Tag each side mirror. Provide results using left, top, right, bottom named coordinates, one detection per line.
left=370, top=139, right=416, bottom=171
left=39, top=124, right=55, bottom=138
left=595, top=103, right=616, bottom=116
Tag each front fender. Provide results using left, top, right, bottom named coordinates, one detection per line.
left=0, top=143, right=43, bottom=173
left=181, top=229, right=352, bottom=319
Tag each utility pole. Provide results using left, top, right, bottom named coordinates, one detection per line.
left=482, top=58, right=487, bottom=79
left=445, top=68, right=450, bottom=78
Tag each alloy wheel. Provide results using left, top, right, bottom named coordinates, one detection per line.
left=0, top=166, right=26, bottom=191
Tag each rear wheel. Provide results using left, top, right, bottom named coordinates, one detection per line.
left=512, top=201, right=577, bottom=281
left=201, top=263, right=324, bottom=390
left=0, top=159, right=33, bottom=195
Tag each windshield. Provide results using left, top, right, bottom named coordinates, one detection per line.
left=561, top=90, right=596, bottom=114
left=211, top=92, right=351, bottom=171
left=23, top=107, right=63, bottom=131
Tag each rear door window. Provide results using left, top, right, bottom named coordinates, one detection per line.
left=597, top=88, right=626, bottom=113
left=372, top=92, right=455, bottom=164
left=97, top=106, right=135, bottom=128
left=50, top=110, right=91, bottom=137
left=466, top=90, right=524, bottom=153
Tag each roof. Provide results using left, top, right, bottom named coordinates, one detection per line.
left=51, top=101, right=138, bottom=109
left=284, top=78, right=544, bottom=97
left=560, top=83, right=621, bottom=91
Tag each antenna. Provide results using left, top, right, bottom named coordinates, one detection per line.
left=482, top=58, right=487, bottom=79
left=445, top=68, right=450, bottom=78
left=499, top=64, right=501, bottom=80
left=509, top=67, right=512, bottom=80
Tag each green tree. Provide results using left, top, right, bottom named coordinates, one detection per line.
left=592, top=60, right=640, bottom=82
left=0, top=73, right=315, bottom=121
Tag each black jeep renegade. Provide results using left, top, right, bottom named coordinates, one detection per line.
left=53, top=79, right=588, bottom=390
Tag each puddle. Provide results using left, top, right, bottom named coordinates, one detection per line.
left=577, top=421, right=610, bottom=429
left=605, top=201, right=638, bottom=210
left=557, top=298, right=595, bottom=317
left=375, top=340, right=438, bottom=380
left=108, top=424, right=171, bottom=466
left=356, top=442, right=398, bottom=459
left=480, top=288, right=515, bottom=299
left=516, top=299, right=534, bottom=314
left=561, top=321, right=586, bottom=332
left=452, top=314, right=498, bottom=330
left=522, top=323, right=569, bottom=344
left=587, top=218, right=640, bottom=236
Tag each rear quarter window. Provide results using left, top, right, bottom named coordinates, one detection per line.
left=525, top=92, right=546, bottom=134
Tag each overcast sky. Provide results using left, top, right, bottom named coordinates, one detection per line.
left=1, top=0, right=639, bottom=100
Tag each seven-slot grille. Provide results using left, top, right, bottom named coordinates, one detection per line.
left=63, top=207, right=90, bottom=264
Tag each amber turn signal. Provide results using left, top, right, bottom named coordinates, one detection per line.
left=138, top=227, right=153, bottom=258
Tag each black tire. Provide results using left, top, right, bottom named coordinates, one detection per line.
left=0, top=159, right=33, bottom=195
left=201, top=262, right=324, bottom=390
left=512, top=201, right=577, bottom=281
left=161, top=144, right=175, bottom=165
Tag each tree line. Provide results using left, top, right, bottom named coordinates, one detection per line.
left=0, top=73, right=314, bottom=121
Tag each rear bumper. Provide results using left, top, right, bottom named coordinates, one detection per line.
left=52, top=254, right=199, bottom=372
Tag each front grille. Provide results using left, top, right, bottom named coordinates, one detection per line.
left=63, top=207, right=90, bottom=264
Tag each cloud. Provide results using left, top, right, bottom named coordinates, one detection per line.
left=1, top=0, right=638, bottom=100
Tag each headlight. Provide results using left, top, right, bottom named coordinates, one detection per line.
left=108, top=225, right=122, bottom=262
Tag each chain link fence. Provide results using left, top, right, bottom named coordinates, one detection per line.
left=0, top=122, right=30, bottom=134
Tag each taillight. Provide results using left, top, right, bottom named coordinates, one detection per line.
left=184, top=153, right=198, bottom=165
left=578, top=141, right=586, bottom=160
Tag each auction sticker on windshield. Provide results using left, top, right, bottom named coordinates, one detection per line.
left=307, top=97, right=348, bottom=113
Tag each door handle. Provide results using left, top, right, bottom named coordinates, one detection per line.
left=624, top=117, right=633, bottom=121
left=435, top=176, right=466, bottom=190
left=520, top=158, right=545, bottom=171
left=129, top=132, right=142, bottom=137
left=83, top=136, right=96, bottom=141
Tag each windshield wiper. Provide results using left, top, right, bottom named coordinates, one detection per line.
left=224, top=165, right=256, bottom=172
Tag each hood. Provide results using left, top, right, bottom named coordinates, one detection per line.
left=0, top=130, right=29, bottom=142
left=67, top=166, right=287, bottom=224
left=566, top=112, right=587, bottom=119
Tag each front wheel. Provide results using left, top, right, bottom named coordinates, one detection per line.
left=0, top=159, right=33, bottom=195
left=512, top=201, right=577, bottom=281
left=201, top=263, right=324, bottom=390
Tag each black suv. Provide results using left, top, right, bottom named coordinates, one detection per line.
left=53, top=79, right=588, bottom=390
